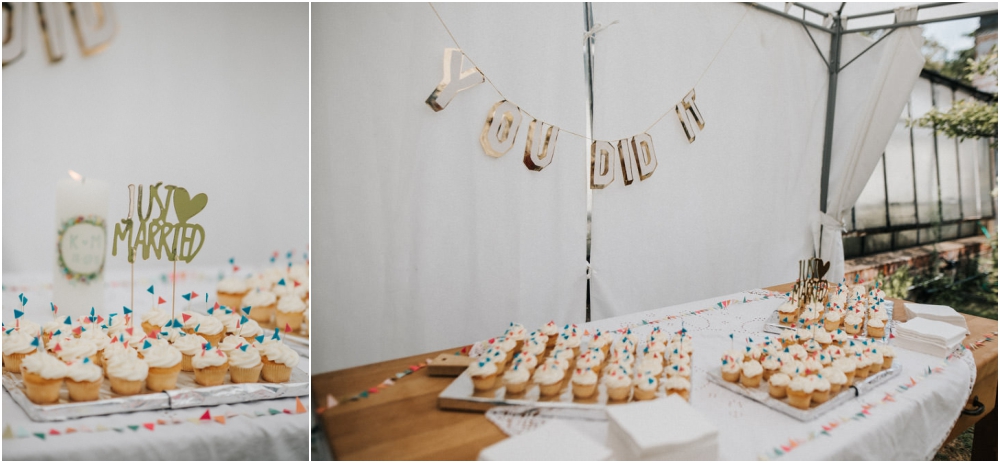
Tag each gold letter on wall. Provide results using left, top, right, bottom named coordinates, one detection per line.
left=2, top=2, right=26, bottom=66
left=523, top=119, right=559, bottom=171
left=632, top=133, right=658, bottom=180
left=675, top=89, right=705, bottom=143
left=480, top=100, right=522, bottom=158
left=70, top=2, right=115, bottom=55
left=38, top=2, right=68, bottom=62
left=426, top=48, right=484, bottom=112
left=590, top=140, right=615, bottom=189
left=616, top=138, right=637, bottom=186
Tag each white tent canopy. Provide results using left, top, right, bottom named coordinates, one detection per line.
left=314, top=2, right=994, bottom=372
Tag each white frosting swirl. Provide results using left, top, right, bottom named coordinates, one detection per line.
left=173, top=334, right=208, bottom=355
left=663, top=375, right=691, bottom=391
left=229, top=345, right=262, bottom=369
left=106, top=354, right=149, bottom=381
left=55, top=337, right=98, bottom=362
left=261, top=341, right=299, bottom=368
left=741, top=360, right=763, bottom=377
left=276, top=296, right=306, bottom=314
left=788, top=375, right=815, bottom=393
left=142, top=343, right=182, bottom=368
left=3, top=330, right=37, bottom=355
left=191, top=348, right=228, bottom=368
left=217, top=277, right=248, bottom=294
left=195, top=316, right=224, bottom=336
left=532, top=362, right=563, bottom=385
left=242, top=290, right=277, bottom=308
left=503, top=364, right=530, bottom=384
left=468, top=359, right=497, bottom=377
left=141, top=307, right=171, bottom=327
left=66, top=359, right=102, bottom=382
left=571, top=368, right=597, bottom=385
left=21, top=351, right=67, bottom=379
left=218, top=335, right=245, bottom=353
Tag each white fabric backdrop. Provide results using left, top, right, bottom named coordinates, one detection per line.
left=816, top=8, right=925, bottom=282
left=313, top=3, right=589, bottom=372
left=1, top=3, right=309, bottom=275
left=589, top=3, right=830, bottom=319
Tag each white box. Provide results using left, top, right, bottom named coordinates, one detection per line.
left=605, top=395, right=718, bottom=460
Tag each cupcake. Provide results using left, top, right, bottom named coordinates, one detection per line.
left=173, top=333, right=208, bottom=372
left=811, top=375, right=832, bottom=403
left=640, top=351, right=664, bottom=377
left=218, top=334, right=245, bottom=355
left=272, top=295, right=305, bottom=338
left=54, top=337, right=99, bottom=364
left=761, top=355, right=782, bottom=381
left=602, top=366, right=632, bottom=401
left=505, top=323, right=527, bottom=352
left=533, top=361, right=564, bottom=397
left=821, top=367, right=847, bottom=395
left=768, top=372, right=791, bottom=399
left=79, top=329, right=111, bottom=366
left=229, top=343, right=264, bottom=383
left=576, top=349, right=601, bottom=372
left=604, top=359, right=633, bottom=378
left=780, top=360, right=805, bottom=378
left=3, top=330, right=38, bottom=372
left=9, top=319, right=42, bottom=339
left=19, top=351, right=66, bottom=404
left=143, top=343, right=183, bottom=391
left=823, top=310, right=842, bottom=331
left=813, top=328, right=834, bottom=348
left=843, top=313, right=863, bottom=335
left=720, top=354, right=741, bottom=382
left=194, top=316, right=225, bottom=347
left=632, top=370, right=658, bottom=401
left=217, top=276, right=250, bottom=310
left=663, top=375, right=691, bottom=401
left=502, top=363, right=530, bottom=394
left=513, top=351, right=538, bottom=373
left=833, top=357, right=857, bottom=384
left=786, top=376, right=814, bottom=409
left=65, top=358, right=103, bottom=402
left=106, top=353, right=149, bottom=395
left=527, top=330, right=549, bottom=350
left=42, top=316, right=75, bottom=350
left=666, top=363, right=691, bottom=379
left=880, top=344, right=895, bottom=370
left=233, top=317, right=264, bottom=344
left=589, top=331, right=611, bottom=357
left=571, top=368, right=598, bottom=399
left=548, top=349, right=573, bottom=371
left=740, top=360, right=763, bottom=388
left=854, top=353, right=873, bottom=379
left=558, top=330, right=582, bottom=357
left=192, top=345, right=229, bottom=386
left=105, top=314, right=129, bottom=338
left=241, top=290, right=277, bottom=325
left=260, top=341, right=300, bottom=383
left=140, top=306, right=171, bottom=335
left=181, top=311, right=204, bottom=335
left=777, top=299, right=798, bottom=324
left=868, top=348, right=885, bottom=373
left=522, top=336, right=546, bottom=357
left=539, top=321, right=559, bottom=348
left=866, top=317, right=885, bottom=338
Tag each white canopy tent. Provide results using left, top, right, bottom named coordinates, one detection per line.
left=314, top=2, right=997, bottom=372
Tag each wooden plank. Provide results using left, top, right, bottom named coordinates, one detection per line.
left=313, top=282, right=999, bottom=460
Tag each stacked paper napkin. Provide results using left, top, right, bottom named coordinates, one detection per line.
left=478, top=420, right=612, bottom=461
left=605, top=396, right=718, bottom=460
left=894, top=317, right=968, bottom=358
left=903, top=302, right=970, bottom=334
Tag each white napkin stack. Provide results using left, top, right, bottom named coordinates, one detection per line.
left=903, top=302, right=970, bottom=334
left=894, top=317, right=968, bottom=358
left=605, top=396, right=718, bottom=460
left=478, top=420, right=612, bottom=461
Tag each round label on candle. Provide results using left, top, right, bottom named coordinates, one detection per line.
left=57, top=215, right=106, bottom=283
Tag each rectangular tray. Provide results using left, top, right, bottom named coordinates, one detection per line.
left=763, top=301, right=894, bottom=342
left=3, top=368, right=308, bottom=422
left=438, top=368, right=676, bottom=412
left=705, top=362, right=901, bottom=421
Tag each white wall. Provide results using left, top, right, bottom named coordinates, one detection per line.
left=2, top=3, right=309, bottom=274
left=311, top=3, right=590, bottom=373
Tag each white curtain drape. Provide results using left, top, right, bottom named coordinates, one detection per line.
left=313, top=3, right=589, bottom=372
left=588, top=3, right=831, bottom=319
left=816, top=7, right=925, bottom=282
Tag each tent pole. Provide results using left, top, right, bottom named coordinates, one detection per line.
left=818, top=13, right=843, bottom=259
left=843, top=10, right=998, bottom=34
left=584, top=1, right=595, bottom=323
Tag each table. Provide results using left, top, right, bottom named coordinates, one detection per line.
left=2, top=268, right=311, bottom=460
left=313, top=283, right=998, bottom=460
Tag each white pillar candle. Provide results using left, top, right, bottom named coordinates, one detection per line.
left=54, top=172, right=109, bottom=320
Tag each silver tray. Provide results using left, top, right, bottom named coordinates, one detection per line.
left=705, top=362, right=901, bottom=421
left=438, top=369, right=679, bottom=412
left=3, top=368, right=308, bottom=422
left=763, top=301, right=894, bottom=342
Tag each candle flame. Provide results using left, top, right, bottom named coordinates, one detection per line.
left=68, top=170, right=83, bottom=181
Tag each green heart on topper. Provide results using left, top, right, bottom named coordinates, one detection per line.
left=111, top=183, right=208, bottom=264
left=173, top=188, right=207, bottom=223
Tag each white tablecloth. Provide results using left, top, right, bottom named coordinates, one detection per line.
left=493, top=290, right=976, bottom=460
left=2, top=267, right=310, bottom=460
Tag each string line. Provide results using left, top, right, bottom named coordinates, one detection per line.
left=428, top=2, right=750, bottom=142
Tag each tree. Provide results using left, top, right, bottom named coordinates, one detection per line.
left=911, top=45, right=998, bottom=149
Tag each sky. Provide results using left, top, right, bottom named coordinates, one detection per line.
left=922, top=18, right=979, bottom=59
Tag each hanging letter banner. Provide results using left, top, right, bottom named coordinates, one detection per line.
left=590, top=140, right=616, bottom=189
left=480, top=100, right=523, bottom=158
left=425, top=48, right=484, bottom=112
left=675, top=89, right=705, bottom=143
left=523, top=119, right=559, bottom=171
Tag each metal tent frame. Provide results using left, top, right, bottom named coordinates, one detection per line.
left=745, top=2, right=998, bottom=255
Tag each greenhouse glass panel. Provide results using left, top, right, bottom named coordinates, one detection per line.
left=854, top=156, right=888, bottom=229
left=932, top=84, right=961, bottom=221
left=910, top=79, right=940, bottom=225
left=884, top=102, right=917, bottom=225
